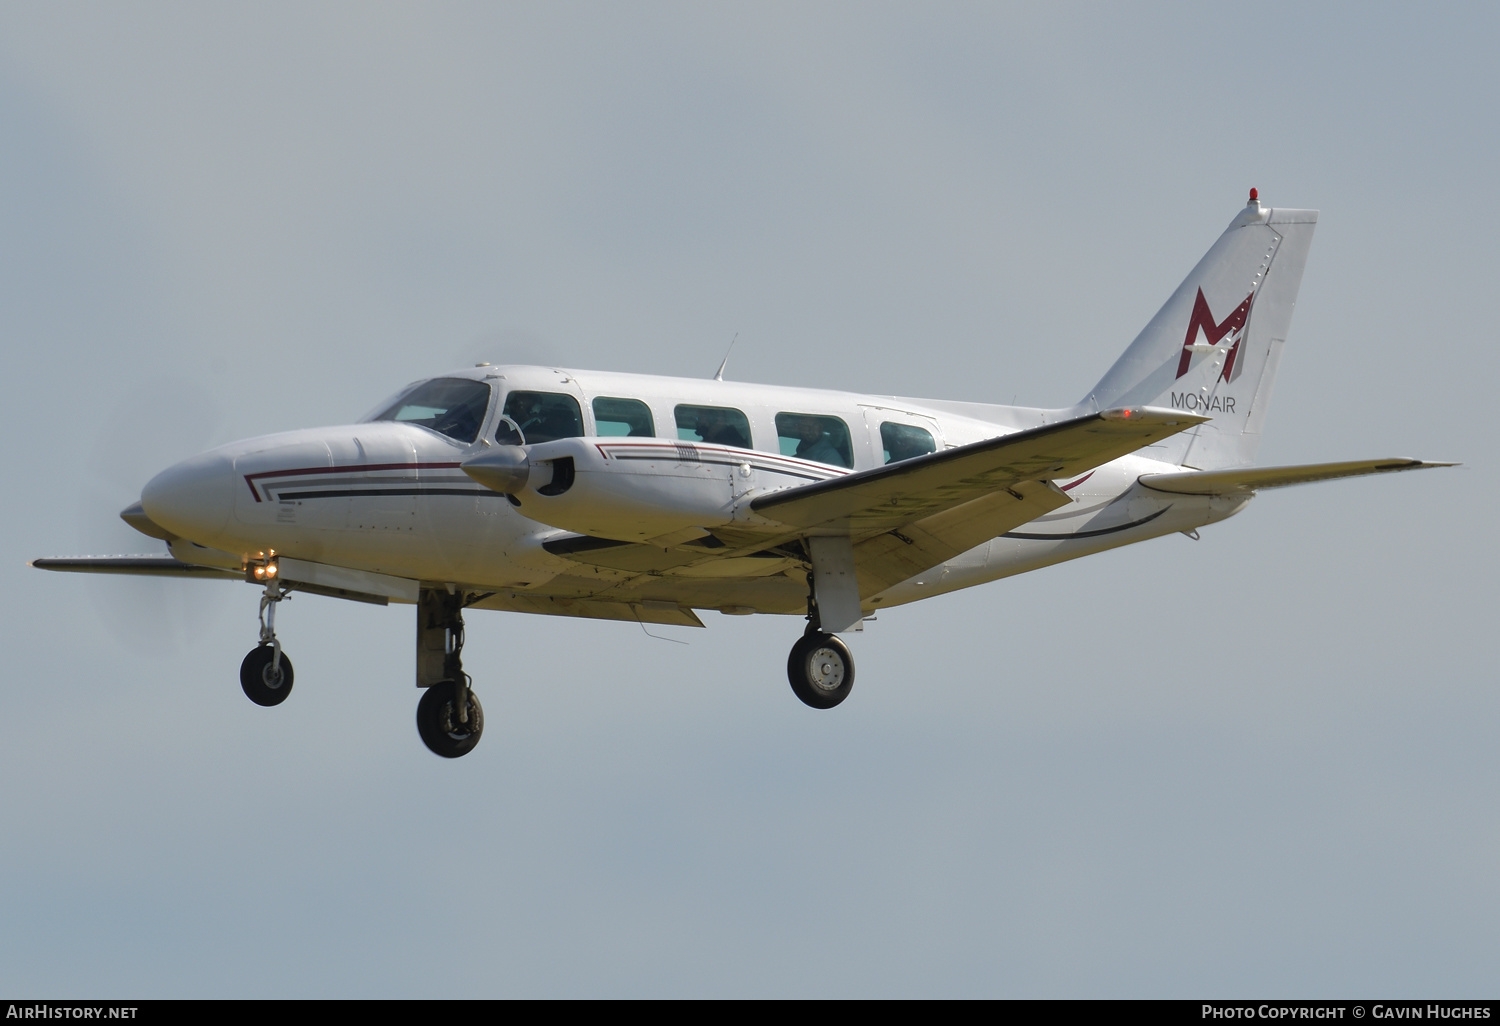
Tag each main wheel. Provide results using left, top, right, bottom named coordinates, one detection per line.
left=787, top=632, right=854, bottom=709
left=240, top=645, right=294, bottom=707
left=416, top=680, right=485, bottom=758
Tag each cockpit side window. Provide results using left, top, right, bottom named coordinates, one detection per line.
left=880, top=422, right=937, bottom=464
left=592, top=397, right=655, bottom=437
left=675, top=404, right=751, bottom=449
left=776, top=413, right=853, bottom=468
left=502, top=391, right=584, bottom=444
left=369, top=377, right=492, bottom=444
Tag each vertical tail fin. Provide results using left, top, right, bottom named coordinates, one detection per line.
left=1082, top=193, right=1317, bottom=469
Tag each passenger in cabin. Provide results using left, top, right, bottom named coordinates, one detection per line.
left=792, top=416, right=842, bottom=466
left=694, top=408, right=749, bottom=449
left=774, top=413, right=852, bottom=468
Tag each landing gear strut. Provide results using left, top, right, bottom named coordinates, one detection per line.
left=414, top=588, right=484, bottom=758
left=787, top=574, right=855, bottom=709
left=241, top=577, right=294, bottom=706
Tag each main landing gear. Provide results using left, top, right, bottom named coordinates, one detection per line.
left=241, top=577, right=294, bottom=706
left=786, top=576, right=855, bottom=710
left=787, top=628, right=854, bottom=709
left=414, top=588, right=484, bottom=759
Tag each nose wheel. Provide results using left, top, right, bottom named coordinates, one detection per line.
left=241, top=577, right=294, bottom=706
left=240, top=644, right=294, bottom=706
left=788, top=630, right=854, bottom=709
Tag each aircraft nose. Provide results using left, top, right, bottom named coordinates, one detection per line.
left=140, top=450, right=236, bottom=541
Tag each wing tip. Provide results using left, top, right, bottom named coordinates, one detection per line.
left=1099, top=406, right=1210, bottom=427
left=1369, top=459, right=1460, bottom=472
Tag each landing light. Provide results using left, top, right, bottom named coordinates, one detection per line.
left=246, top=557, right=280, bottom=583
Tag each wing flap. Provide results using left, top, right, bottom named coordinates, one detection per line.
left=1138, top=458, right=1456, bottom=495
left=542, top=532, right=797, bottom=577
left=853, top=479, right=1071, bottom=595
left=467, top=591, right=706, bottom=627
left=751, top=407, right=1204, bottom=534
left=542, top=533, right=723, bottom=573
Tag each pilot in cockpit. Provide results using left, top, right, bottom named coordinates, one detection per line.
left=509, top=395, right=545, bottom=441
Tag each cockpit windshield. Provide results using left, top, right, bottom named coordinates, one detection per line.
left=368, top=377, right=492, bottom=444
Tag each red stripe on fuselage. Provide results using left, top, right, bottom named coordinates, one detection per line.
left=242, top=461, right=463, bottom=501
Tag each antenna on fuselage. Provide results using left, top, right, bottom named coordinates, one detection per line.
left=712, top=333, right=738, bottom=381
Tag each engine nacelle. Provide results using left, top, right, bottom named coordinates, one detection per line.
left=465, top=437, right=750, bottom=542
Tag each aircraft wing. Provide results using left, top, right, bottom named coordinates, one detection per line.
left=1138, top=458, right=1457, bottom=495
left=548, top=479, right=1072, bottom=587
left=750, top=407, right=1205, bottom=535
left=549, top=408, right=1202, bottom=604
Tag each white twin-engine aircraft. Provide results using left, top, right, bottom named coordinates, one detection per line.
left=35, top=192, right=1451, bottom=758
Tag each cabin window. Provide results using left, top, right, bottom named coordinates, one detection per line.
left=675, top=405, right=751, bottom=449
left=502, top=391, right=584, bottom=444
left=592, top=397, right=656, bottom=437
left=776, top=413, right=853, bottom=469
left=880, top=422, right=937, bottom=464
left=369, top=377, right=492, bottom=444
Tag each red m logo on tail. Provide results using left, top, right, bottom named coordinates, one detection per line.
left=1175, top=288, right=1254, bottom=381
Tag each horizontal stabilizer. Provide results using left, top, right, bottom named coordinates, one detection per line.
left=751, top=407, right=1205, bottom=535
left=1138, top=459, right=1456, bottom=495
left=30, top=556, right=240, bottom=578
left=29, top=555, right=398, bottom=605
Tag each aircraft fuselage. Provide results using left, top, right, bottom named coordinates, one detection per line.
left=141, top=364, right=1243, bottom=625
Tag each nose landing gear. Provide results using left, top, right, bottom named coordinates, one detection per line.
left=415, top=588, right=485, bottom=758
left=241, top=577, right=294, bottom=706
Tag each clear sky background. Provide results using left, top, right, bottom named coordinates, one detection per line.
left=1, top=2, right=1494, bottom=998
